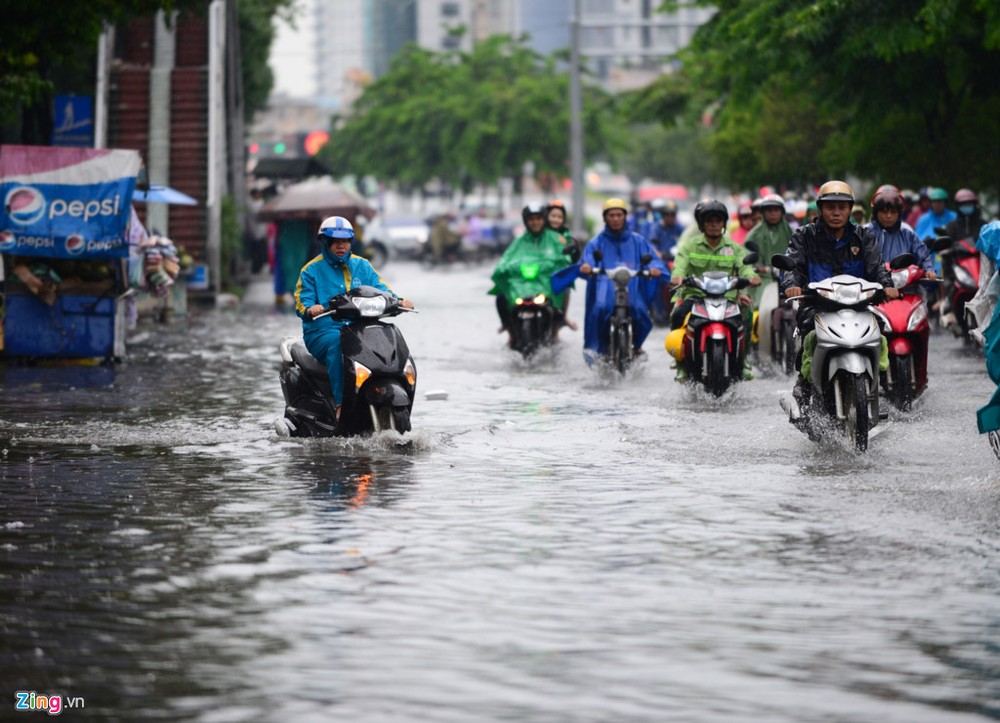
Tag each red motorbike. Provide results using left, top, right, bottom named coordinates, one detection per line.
left=936, top=235, right=980, bottom=339
left=871, top=255, right=930, bottom=411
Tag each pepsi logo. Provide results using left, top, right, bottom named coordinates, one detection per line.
left=65, top=234, right=86, bottom=256
left=5, top=186, right=47, bottom=226
left=0, top=230, right=15, bottom=251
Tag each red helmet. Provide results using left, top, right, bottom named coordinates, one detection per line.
left=954, top=188, right=979, bottom=204
left=869, top=184, right=900, bottom=207
left=871, top=187, right=904, bottom=212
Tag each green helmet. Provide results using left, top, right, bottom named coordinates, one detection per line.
left=928, top=187, right=949, bottom=202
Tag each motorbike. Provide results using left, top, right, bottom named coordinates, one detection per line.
left=274, top=286, right=417, bottom=437
left=773, top=254, right=887, bottom=452
left=870, top=254, right=931, bottom=411
left=745, top=241, right=797, bottom=375
left=671, top=251, right=757, bottom=397
left=502, top=262, right=557, bottom=359
left=589, top=249, right=655, bottom=375
left=934, top=234, right=980, bottom=340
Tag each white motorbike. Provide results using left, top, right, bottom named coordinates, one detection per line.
left=773, top=256, right=887, bottom=452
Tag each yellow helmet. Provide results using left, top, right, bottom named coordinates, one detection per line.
left=816, top=180, right=854, bottom=205
left=602, top=197, right=629, bottom=215
left=665, top=327, right=686, bottom=362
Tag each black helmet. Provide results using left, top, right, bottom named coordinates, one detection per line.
left=522, top=202, right=546, bottom=225
left=697, top=199, right=728, bottom=232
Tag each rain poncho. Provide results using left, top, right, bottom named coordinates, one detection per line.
left=865, top=220, right=935, bottom=274
left=490, top=228, right=568, bottom=310
left=914, top=208, right=957, bottom=241
left=553, top=227, right=667, bottom=358
left=742, top=217, right=793, bottom=306
left=671, top=233, right=758, bottom=303
left=294, top=246, right=398, bottom=404
left=974, top=222, right=1000, bottom=433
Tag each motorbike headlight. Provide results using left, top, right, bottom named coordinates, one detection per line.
left=353, top=361, right=373, bottom=389
left=891, top=269, right=910, bottom=288
left=514, top=297, right=524, bottom=306
left=352, top=295, right=388, bottom=316
left=533, top=293, right=546, bottom=305
left=907, top=303, right=928, bottom=331
left=613, top=268, right=632, bottom=284
left=404, top=358, right=416, bottom=387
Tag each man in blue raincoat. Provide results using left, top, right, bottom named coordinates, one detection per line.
left=563, top=198, right=667, bottom=361
left=295, top=216, right=412, bottom=417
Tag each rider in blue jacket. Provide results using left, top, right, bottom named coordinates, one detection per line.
left=295, top=216, right=412, bottom=416
left=577, top=198, right=667, bottom=360
left=865, top=185, right=937, bottom=278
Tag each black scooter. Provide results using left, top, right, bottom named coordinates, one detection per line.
left=275, top=286, right=417, bottom=437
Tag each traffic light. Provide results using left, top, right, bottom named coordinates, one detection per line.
left=274, top=141, right=286, bottom=154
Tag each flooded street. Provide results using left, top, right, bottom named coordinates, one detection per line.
left=2, top=259, right=1000, bottom=721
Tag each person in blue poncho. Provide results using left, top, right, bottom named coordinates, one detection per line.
left=914, top=187, right=957, bottom=241
left=865, top=185, right=937, bottom=281
left=295, top=216, right=412, bottom=419
left=574, top=198, right=667, bottom=361
left=973, top=221, right=1000, bottom=457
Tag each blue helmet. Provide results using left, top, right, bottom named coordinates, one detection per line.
left=318, top=215, right=355, bottom=241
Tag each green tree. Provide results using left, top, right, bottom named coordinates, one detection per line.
left=651, top=0, right=1000, bottom=193
left=320, top=35, right=621, bottom=191
left=236, top=0, right=297, bottom=122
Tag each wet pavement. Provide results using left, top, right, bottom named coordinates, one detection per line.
left=2, top=260, right=999, bottom=721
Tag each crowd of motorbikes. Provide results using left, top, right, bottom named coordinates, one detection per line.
left=271, top=197, right=992, bottom=457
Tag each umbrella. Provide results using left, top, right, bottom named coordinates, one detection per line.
left=133, top=185, right=198, bottom=205
left=257, top=176, right=374, bottom=221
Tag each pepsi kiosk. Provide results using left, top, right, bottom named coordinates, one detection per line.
left=0, top=145, right=141, bottom=361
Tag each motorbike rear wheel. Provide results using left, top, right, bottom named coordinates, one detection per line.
left=842, top=373, right=870, bottom=452
left=889, top=354, right=914, bottom=411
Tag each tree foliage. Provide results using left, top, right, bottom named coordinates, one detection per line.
left=648, top=0, right=1000, bottom=193
left=320, top=35, right=622, bottom=190
left=236, top=0, right=297, bottom=122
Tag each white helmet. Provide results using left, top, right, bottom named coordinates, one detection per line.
left=318, top=215, right=355, bottom=241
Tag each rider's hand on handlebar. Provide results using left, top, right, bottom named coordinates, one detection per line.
left=737, top=293, right=753, bottom=308
left=649, top=268, right=662, bottom=278
left=400, top=299, right=415, bottom=309
left=785, top=286, right=802, bottom=298
left=924, top=270, right=938, bottom=281
left=579, top=263, right=592, bottom=275
left=748, top=276, right=761, bottom=287
left=884, top=287, right=901, bottom=300
left=307, top=304, right=325, bottom=318
left=670, top=275, right=682, bottom=288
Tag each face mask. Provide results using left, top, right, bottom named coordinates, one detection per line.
left=959, top=204, right=976, bottom=216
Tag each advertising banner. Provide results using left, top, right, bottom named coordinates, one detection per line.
left=0, top=145, right=141, bottom=259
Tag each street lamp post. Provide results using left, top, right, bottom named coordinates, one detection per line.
left=569, top=0, right=585, bottom=239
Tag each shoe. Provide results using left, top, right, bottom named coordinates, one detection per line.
left=791, top=374, right=810, bottom=403
left=742, top=359, right=754, bottom=381
left=674, top=364, right=689, bottom=382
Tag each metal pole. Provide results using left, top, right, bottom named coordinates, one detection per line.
left=569, top=0, right=586, bottom=239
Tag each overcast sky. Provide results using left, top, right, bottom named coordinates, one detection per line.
left=270, top=0, right=315, bottom=98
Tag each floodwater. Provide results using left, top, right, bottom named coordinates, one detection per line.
left=2, top=260, right=999, bottom=722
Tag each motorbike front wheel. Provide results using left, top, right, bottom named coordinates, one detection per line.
left=707, top=338, right=729, bottom=397
left=889, top=354, right=914, bottom=411
left=612, top=323, right=632, bottom=375
left=842, top=373, right=871, bottom=452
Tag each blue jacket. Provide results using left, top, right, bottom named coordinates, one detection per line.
left=865, top=220, right=935, bottom=274
left=294, top=245, right=397, bottom=341
left=914, top=208, right=957, bottom=241
left=579, top=227, right=668, bottom=355
left=648, top=221, right=685, bottom=258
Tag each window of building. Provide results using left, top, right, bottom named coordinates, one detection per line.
left=441, top=2, right=460, bottom=17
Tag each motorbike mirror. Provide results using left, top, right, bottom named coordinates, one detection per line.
left=929, top=236, right=952, bottom=252
left=771, top=254, right=795, bottom=272
left=744, top=240, right=760, bottom=253
left=593, top=249, right=604, bottom=263
left=735, top=277, right=750, bottom=289
left=640, top=253, right=653, bottom=266
left=888, top=253, right=916, bottom=270
left=742, top=252, right=759, bottom=266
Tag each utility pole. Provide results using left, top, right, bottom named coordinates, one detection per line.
left=569, top=0, right=585, bottom=239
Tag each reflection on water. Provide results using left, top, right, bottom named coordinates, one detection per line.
left=1, top=265, right=999, bottom=721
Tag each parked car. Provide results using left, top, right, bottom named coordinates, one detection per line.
left=362, top=214, right=430, bottom=262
